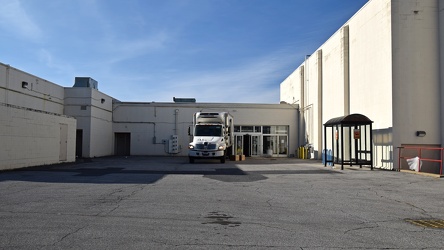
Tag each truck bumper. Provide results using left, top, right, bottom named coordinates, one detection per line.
left=188, top=150, right=225, bottom=158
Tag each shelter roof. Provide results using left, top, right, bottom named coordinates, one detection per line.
left=324, top=113, right=373, bottom=126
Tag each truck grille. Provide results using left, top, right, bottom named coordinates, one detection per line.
left=196, top=143, right=217, bottom=150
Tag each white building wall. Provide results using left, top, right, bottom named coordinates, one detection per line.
left=349, top=0, right=392, bottom=124
left=0, top=63, right=65, bottom=114
left=280, top=68, right=301, bottom=105
left=112, top=104, right=182, bottom=156
left=392, top=0, right=441, bottom=155
left=321, top=28, right=348, bottom=120
left=89, top=90, right=113, bottom=157
left=440, top=0, right=444, bottom=148
left=0, top=105, right=76, bottom=170
left=64, top=87, right=113, bottom=158
left=306, top=51, right=323, bottom=158
left=280, top=0, right=442, bottom=169
left=0, top=63, right=76, bottom=170
left=112, top=103, right=298, bottom=157
left=348, top=0, right=393, bottom=169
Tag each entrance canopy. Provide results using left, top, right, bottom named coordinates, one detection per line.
left=324, top=114, right=374, bottom=170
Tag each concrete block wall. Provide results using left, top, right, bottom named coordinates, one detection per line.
left=0, top=104, right=76, bottom=170
left=0, top=63, right=77, bottom=170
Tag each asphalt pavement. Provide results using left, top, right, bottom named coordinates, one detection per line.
left=0, top=156, right=443, bottom=249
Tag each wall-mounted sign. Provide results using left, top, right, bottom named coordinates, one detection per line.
left=354, top=129, right=361, bottom=139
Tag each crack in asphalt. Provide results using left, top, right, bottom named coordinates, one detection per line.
left=97, top=184, right=147, bottom=216
left=55, top=225, right=88, bottom=244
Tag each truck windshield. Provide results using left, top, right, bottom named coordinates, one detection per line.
left=195, top=125, right=222, bottom=136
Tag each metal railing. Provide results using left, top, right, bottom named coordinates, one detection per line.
left=397, top=146, right=443, bottom=175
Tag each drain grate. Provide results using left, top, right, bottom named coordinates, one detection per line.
left=406, top=219, right=444, bottom=229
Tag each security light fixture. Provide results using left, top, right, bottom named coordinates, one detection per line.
left=101, top=98, right=105, bottom=104
left=416, top=131, right=426, bottom=137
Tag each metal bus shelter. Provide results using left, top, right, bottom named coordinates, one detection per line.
left=323, top=114, right=374, bottom=170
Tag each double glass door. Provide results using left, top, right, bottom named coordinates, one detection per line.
left=263, top=135, right=288, bottom=156
left=235, top=134, right=261, bottom=156
left=235, top=134, right=287, bottom=157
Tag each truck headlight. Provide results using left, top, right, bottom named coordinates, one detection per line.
left=189, top=145, right=194, bottom=149
left=218, top=145, right=224, bottom=150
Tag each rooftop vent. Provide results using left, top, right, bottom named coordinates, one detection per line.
left=173, top=97, right=196, bottom=103
left=73, top=77, right=98, bottom=90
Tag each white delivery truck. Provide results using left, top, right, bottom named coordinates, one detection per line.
left=188, top=112, right=234, bottom=163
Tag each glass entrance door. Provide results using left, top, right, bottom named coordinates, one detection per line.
left=251, top=135, right=260, bottom=156
left=235, top=135, right=243, bottom=155
left=235, top=134, right=261, bottom=157
left=278, top=136, right=288, bottom=155
left=263, top=136, right=277, bottom=156
left=263, top=135, right=288, bottom=157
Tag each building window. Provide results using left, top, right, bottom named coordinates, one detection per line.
left=241, top=126, right=253, bottom=132
left=234, top=126, right=240, bottom=132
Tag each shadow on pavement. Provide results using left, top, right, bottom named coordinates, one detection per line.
left=0, top=156, right=340, bottom=184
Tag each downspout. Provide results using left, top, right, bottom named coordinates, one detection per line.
left=439, top=0, right=444, bottom=147
left=300, top=65, right=305, bottom=147
left=317, top=50, right=323, bottom=159
left=342, top=25, right=350, bottom=116
left=174, top=109, right=179, bottom=135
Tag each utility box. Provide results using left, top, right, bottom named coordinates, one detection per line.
left=168, top=135, right=179, bottom=154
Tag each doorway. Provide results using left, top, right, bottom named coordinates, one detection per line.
left=234, top=125, right=288, bottom=157
left=115, top=133, right=131, bottom=156
left=59, top=124, right=68, bottom=161
left=235, top=134, right=261, bottom=157
left=76, top=129, right=83, bottom=158
left=263, top=135, right=288, bottom=156
left=243, top=134, right=251, bottom=156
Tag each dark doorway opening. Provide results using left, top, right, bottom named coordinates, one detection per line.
left=115, top=133, right=131, bottom=156
left=243, top=134, right=251, bottom=157
left=76, top=129, right=83, bottom=158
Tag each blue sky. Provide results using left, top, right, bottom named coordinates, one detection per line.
left=1, top=0, right=368, bottom=103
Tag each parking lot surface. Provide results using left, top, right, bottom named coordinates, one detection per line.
left=1, top=156, right=443, bottom=249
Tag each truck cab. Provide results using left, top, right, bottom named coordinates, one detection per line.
left=188, top=112, right=233, bottom=163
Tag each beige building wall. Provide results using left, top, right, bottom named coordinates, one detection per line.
left=0, top=63, right=65, bottom=114
left=2, top=59, right=299, bottom=167
left=348, top=0, right=393, bottom=169
left=321, top=27, right=349, bottom=120
left=280, top=0, right=442, bottom=170
left=64, top=87, right=113, bottom=158
left=280, top=68, right=301, bottom=105
left=440, top=0, right=444, bottom=148
left=0, top=63, right=76, bottom=170
left=280, top=67, right=304, bottom=146
left=392, top=0, right=441, bottom=163
left=112, top=102, right=298, bottom=157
